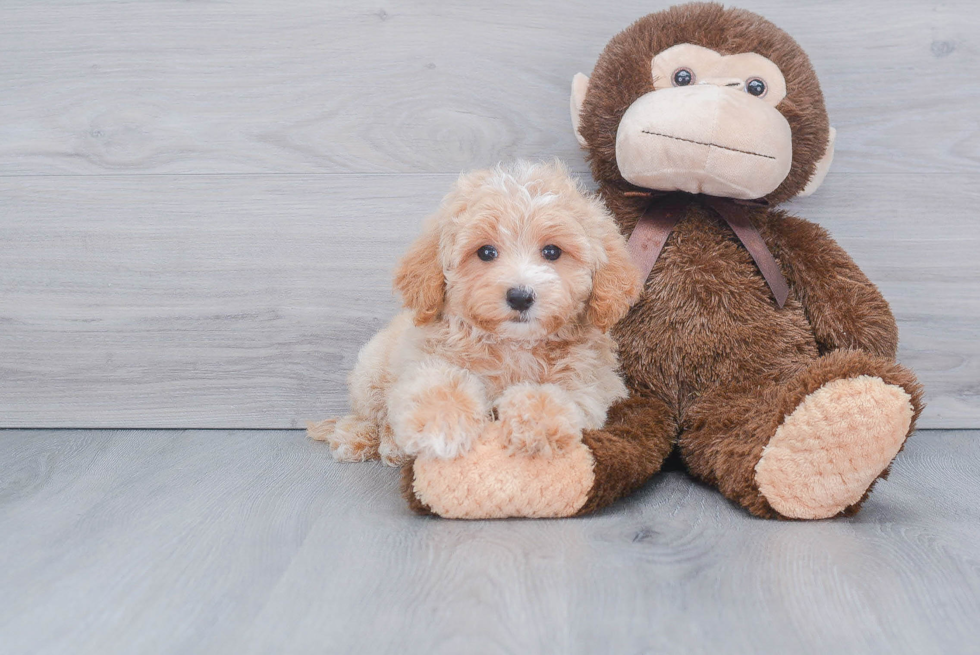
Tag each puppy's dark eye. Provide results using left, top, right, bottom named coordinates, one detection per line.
left=672, top=68, right=694, bottom=86
left=541, top=244, right=562, bottom=261
left=746, top=78, right=767, bottom=97
left=477, top=245, right=498, bottom=261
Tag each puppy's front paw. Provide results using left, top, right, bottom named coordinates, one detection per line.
left=394, top=384, right=488, bottom=459
left=496, top=383, right=585, bottom=457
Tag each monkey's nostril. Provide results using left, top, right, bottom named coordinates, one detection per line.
left=506, top=287, right=535, bottom=312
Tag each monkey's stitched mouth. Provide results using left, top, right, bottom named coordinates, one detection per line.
left=641, top=130, right=776, bottom=160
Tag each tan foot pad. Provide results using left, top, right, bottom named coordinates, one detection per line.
left=411, top=424, right=595, bottom=519
left=755, top=375, right=913, bottom=519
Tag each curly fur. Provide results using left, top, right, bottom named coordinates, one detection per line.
left=313, top=160, right=640, bottom=466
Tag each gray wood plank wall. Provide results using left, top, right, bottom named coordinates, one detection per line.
left=1, top=0, right=977, bottom=428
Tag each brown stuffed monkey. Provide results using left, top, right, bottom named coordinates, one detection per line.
left=402, top=2, right=923, bottom=520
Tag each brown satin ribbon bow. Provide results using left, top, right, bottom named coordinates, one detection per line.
left=624, top=190, right=790, bottom=308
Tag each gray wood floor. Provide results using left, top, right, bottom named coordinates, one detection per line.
left=1, top=429, right=978, bottom=655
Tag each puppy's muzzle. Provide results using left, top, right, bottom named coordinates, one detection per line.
left=506, top=286, right=535, bottom=312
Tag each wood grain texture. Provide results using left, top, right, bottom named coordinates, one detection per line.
left=0, top=0, right=977, bottom=176
left=0, top=0, right=977, bottom=428
left=0, top=429, right=978, bottom=655
left=1, top=173, right=976, bottom=428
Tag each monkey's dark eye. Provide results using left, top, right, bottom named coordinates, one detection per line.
left=477, top=245, right=498, bottom=261
left=672, top=68, right=694, bottom=86
left=746, top=78, right=767, bottom=97
left=541, top=244, right=562, bottom=261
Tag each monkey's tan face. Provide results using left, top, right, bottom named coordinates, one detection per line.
left=616, top=44, right=797, bottom=200
left=570, top=16, right=837, bottom=204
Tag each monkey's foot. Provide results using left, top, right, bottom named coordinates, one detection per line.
left=755, top=375, right=914, bottom=519
left=407, top=423, right=595, bottom=519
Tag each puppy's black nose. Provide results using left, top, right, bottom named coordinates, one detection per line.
left=506, top=287, right=535, bottom=311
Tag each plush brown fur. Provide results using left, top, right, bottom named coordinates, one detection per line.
left=576, top=390, right=677, bottom=514
left=681, top=349, right=922, bottom=518
left=577, top=196, right=924, bottom=518
left=568, top=3, right=924, bottom=518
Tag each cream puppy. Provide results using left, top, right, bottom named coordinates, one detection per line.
left=311, top=160, right=640, bottom=465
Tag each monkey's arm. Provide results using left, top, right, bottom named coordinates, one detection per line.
left=768, top=213, right=898, bottom=359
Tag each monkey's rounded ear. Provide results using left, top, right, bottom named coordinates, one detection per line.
left=570, top=73, right=590, bottom=147
left=798, top=126, right=836, bottom=197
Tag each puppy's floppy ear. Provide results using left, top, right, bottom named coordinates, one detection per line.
left=393, top=221, right=444, bottom=326
left=587, top=221, right=642, bottom=332
left=393, top=168, right=491, bottom=326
